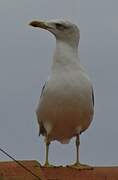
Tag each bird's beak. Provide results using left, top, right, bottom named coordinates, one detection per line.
left=29, top=21, right=49, bottom=30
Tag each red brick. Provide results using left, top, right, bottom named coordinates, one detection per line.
left=0, top=161, right=118, bottom=180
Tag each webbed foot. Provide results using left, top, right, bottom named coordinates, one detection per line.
left=67, top=163, right=93, bottom=170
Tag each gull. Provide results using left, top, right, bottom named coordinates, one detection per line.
left=29, top=19, right=94, bottom=169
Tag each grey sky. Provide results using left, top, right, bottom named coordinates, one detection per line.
left=0, top=0, right=118, bottom=166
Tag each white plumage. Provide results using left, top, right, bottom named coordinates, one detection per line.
left=29, top=19, right=94, bottom=169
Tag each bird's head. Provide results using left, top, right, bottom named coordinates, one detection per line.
left=29, top=19, right=80, bottom=47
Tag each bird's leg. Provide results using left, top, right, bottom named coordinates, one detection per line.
left=44, top=141, right=51, bottom=167
left=67, top=134, right=93, bottom=170
left=44, top=141, right=54, bottom=167
left=75, top=134, right=80, bottom=164
left=45, top=141, right=50, bottom=166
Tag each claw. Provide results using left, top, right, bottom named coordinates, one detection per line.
left=67, top=163, right=93, bottom=170
left=43, top=162, right=55, bottom=168
left=43, top=162, right=62, bottom=168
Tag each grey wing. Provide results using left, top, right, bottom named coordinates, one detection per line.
left=40, top=82, right=46, bottom=97
left=38, top=82, right=47, bottom=136
left=39, top=121, right=46, bottom=136
left=92, top=87, right=94, bottom=107
left=79, top=87, right=94, bottom=135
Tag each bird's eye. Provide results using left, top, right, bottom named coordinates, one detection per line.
left=55, top=23, right=66, bottom=30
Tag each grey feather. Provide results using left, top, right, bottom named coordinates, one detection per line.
left=38, top=83, right=47, bottom=136
left=92, top=88, right=94, bottom=106
left=39, top=121, right=46, bottom=136
left=40, top=83, right=46, bottom=97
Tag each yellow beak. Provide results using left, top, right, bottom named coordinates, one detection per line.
left=29, top=21, right=48, bottom=29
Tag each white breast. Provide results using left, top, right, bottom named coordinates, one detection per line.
left=36, top=66, right=94, bottom=143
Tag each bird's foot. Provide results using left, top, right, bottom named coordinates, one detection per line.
left=43, top=162, right=57, bottom=168
left=67, top=162, right=93, bottom=170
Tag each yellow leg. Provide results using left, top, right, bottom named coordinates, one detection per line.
left=67, top=135, right=93, bottom=170
left=44, top=141, right=54, bottom=167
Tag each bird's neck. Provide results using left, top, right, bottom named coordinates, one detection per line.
left=52, top=40, right=79, bottom=68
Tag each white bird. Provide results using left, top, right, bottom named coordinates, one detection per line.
left=29, top=19, right=94, bottom=169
